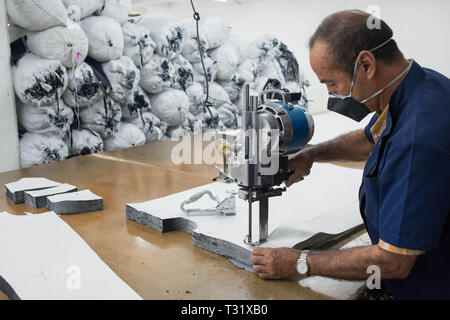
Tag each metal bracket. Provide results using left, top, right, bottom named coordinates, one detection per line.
left=180, top=190, right=237, bottom=216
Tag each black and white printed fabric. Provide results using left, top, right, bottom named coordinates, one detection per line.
left=6, top=0, right=69, bottom=32
left=139, top=54, right=174, bottom=94
left=136, top=17, right=184, bottom=60
left=62, top=62, right=105, bottom=108
left=96, top=0, right=132, bottom=25
left=80, top=16, right=124, bottom=62
left=102, top=56, right=140, bottom=104
left=62, top=0, right=104, bottom=20
left=170, top=55, right=194, bottom=91
left=149, top=89, right=190, bottom=127
left=19, top=133, right=69, bottom=168
left=26, top=22, right=89, bottom=68
left=120, top=86, right=151, bottom=120
left=199, top=16, right=232, bottom=50
left=103, top=122, right=146, bottom=151
left=17, top=100, right=74, bottom=139
left=79, top=96, right=122, bottom=139
left=70, top=128, right=104, bottom=156
left=13, top=53, right=68, bottom=107
left=122, top=22, right=156, bottom=69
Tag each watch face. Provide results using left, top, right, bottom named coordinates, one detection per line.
left=297, top=262, right=308, bottom=275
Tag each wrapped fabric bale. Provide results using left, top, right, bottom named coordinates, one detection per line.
left=216, top=103, right=238, bottom=128
left=6, top=0, right=69, bottom=32
left=167, top=125, right=191, bottom=140
left=26, top=23, right=89, bottom=69
left=17, top=101, right=74, bottom=139
left=97, top=0, right=132, bottom=25
left=80, top=16, right=124, bottom=62
left=209, top=43, right=240, bottom=81
left=103, top=123, right=146, bottom=151
left=277, top=42, right=300, bottom=83
left=62, top=0, right=104, bottom=19
left=125, top=111, right=164, bottom=143
left=122, top=22, right=156, bottom=69
left=199, top=16, right=232, bottom=50
left=79, top=97, right=122, bottom=139
left=103, top=56, right=140, bottom=104
left=66, top=5, right=82, bottom=23
left=71, top=129, right=104, bottom=156
left=139, top=55, right=174, bottom=94
left=149, top=89, right=190, bottom=127
left=120, top=86, right=151, bottom=120
left=192, top=57, right=217, bottom=84
left=227, top=34, right=248, bottom=64
left=137, top=17, right=184, bottom=59
left=186, top=112, right=203, bottom=133
left=180, top=19, right=208, bottom=63
left=185, top=82, right=205, bottom=115
left=237, top=59, right=258, bottom=83
left=218, top=75, right=245, bottom=102
left=208, top=82, right=231, bottom=108
left=247, top=34, right=281, bottom=60
left=13, top=53, right=68, bottom=107
left=19, top=133, right=69, bottom=168
left=197, top=107, right=225, bottom=130
left=170, top=55, right=194, bottom=91
left=62, top=62, right=104, bottom=108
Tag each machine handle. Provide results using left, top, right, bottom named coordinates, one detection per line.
left=259, top=89, right=292, bottom=109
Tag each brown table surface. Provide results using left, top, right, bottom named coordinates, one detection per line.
left=0, top=136, right=365, bottom=300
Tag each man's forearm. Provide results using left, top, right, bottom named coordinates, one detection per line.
left=306, top=129, right=374, bottom=163
left=308, top=245, right=409, bottom=280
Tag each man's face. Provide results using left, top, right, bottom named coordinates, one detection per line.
left=309, top=40, right=375, bottom=108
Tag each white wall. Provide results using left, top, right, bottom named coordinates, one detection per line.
left=0, top=1, right=20, bottom=173
left=134, top=0, right=450, bottom=114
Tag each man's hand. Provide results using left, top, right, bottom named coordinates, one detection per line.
left=285, top=151, right=314, bottom=187
left=251, top=247, right=301, bottom=279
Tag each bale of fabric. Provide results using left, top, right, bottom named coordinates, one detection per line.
left=167, top=125, right=191, bottom=140
left=97, top=0, right=132, bottom=25
left=17, top=101, right=74, bottom=139
left=26, top=22, right=89, bottom=68
left=13, top=53, right=68, bottom=107
left=137, top=17, right=184, bottom=60
left=216, top=103, right=238, bottom=128
left=62, top=62, right=105, bottom=108
left=103, top=122, right=146, bottom=151
left=237, top=59, right=258, bottom=83
left=192, top=57, right=217, bottom=84
left=19, top=133, right=69, bottom=168
left=80, top=16, right=124, bottom=62
left=6, top=0, right=69, bottom=31
left=139, top=54, right=174, bottom=94
left=70, top=128, right=104, bottom=156
left=185, top=82, right=205, bottom=115
left=180, top=19, right=208, bottom=64
left=120, top=86, right=151, bottom=120
left=208, top=82, right=232, bottom=108
left=122, top=22, right=156, bottom=69
left=79, top=96, right=122, bottom=139
left=170, top=55, right=194, bottom=91
left=103, top=56, right=140, bottom=104
left=125, top=111, right=164, bottom=143
left=62, top=0, right=104, bottom=19
left=209, top=43, right=240, bottom=81
left=199, top=16, right=232, bottom=50
left=149, top=89, right=190, bottom=127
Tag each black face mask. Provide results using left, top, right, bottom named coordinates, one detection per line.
left=326, top=37, right=411, bottom=122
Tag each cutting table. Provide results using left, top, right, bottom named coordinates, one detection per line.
left=0, top=134, right=365, bottom=300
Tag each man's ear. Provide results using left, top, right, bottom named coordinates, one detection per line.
left=358, top=50, right=377, bottom=80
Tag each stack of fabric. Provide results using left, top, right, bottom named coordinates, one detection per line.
left=8, top=0, right=308, bottom=168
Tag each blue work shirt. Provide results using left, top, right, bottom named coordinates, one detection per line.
left=359, top=61, right=450, bottom=299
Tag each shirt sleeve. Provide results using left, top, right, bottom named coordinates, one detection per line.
left=378, top=142, right=450, bottom=251
left=364, top=113, right=379, bottom=144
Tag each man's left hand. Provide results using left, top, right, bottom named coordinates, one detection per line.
left=250, top=247, right=302, bottom=279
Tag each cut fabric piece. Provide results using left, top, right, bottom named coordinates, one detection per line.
left=0, top=211, right=141, bottom=299
left=47, top=190, right=104, bottom=214
left=13, top=53, right=68, bottom=107
left=79, top=97, right=122, bottom=139
left=6, top=0, right=69, bottom=31
left=103, top=56, right=140, bottom=104
left=24, top=184, right=78, bottom=209
left=80, top=16, right=124, bottom=62
left=17, top=101, right=74, bottom=139
left=103, top=122, right=146, bottom=151
left=122, top=22, right=156, bottom=69
left=19, top=133, right=69, bottom=168
left=4, top=178, right=62, bottom=205
left=26, top=23, right=89, bottom=68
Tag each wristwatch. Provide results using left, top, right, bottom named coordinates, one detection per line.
left=296, top=250, right=310, bottom=276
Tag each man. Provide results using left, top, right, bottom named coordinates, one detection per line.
left=250, top=10, right=450, bottom=300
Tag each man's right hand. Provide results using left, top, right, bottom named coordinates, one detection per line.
left=285, top=150, right=315, bottom=187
